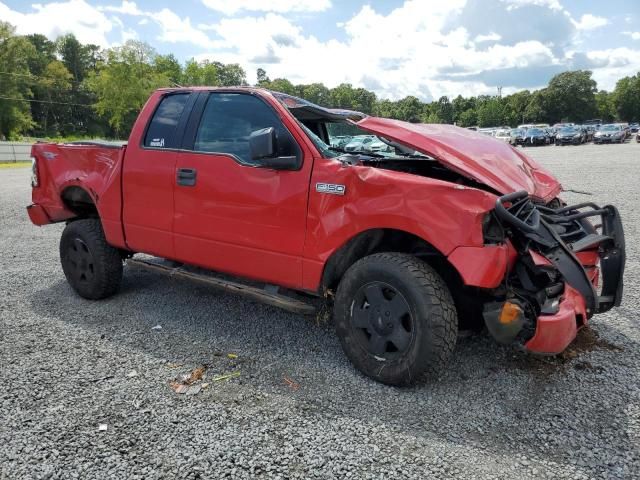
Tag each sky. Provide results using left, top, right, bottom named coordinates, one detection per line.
left=1, top=0, right=639, bottom=101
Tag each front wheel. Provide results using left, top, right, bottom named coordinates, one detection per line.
left=334, top=253, right=457, bottom=386
left=60, top=219, right=123, bottom=300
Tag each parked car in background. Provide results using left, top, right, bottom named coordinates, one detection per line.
left=365, top=138, right=393, bottom=154
left=330, top=135, right=352, bottom=149
left=582, top=125, right=596, bottom=142
left=629, top=122, right=639, bottom=133
left=494, top=129, right=511, bottom=143
left=545, top=128, right=557, bottom=143
left=510, top=128, right=527, bottom=146
left=344, top=135, right=376, bottom=152
left=478, top=128, right=497, bottom=137
left=523, top=128, right=550, bottom=146
left=555, top=126, right=585, bottom=145
left=594, top=124, right=625, bottom=144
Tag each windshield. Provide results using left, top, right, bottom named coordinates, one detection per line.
left=510, top=129, right=523, bottom=136
left=600, top=125, right=619, bottom=132
left=528, top=128, right=543, bottom=135
left=559, top=127, right=578, bottom=134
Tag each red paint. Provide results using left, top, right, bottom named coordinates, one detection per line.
left=525, top=285, right=587, bottom=354
left=447, top=242, right=517, bottom=288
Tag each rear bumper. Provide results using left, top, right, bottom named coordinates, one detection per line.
left=27, top=204, right=51, bottom=226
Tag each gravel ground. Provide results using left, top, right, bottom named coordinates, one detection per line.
left=1, top=141, right=639, bottom=479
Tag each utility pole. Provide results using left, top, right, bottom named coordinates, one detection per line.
left=497, top=86, right=503, bottom=98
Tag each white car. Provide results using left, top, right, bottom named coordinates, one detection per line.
left=494, top=129, right=511, bottom=142
left=344, top=135, right=376, bottom=152
left=366, top=139, right=393, bottom=154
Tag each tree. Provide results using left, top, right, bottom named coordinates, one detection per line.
left=523, top=90, right=548, bottom=123
left=298, top=83, right=330, bottom=105
left=256, top=68, right=270, bottom=86
left=86, top=40, right=170, bottom=136
left=0, top=22, right=35, bottom=139
left=38, top=60, right=73, bottom=135
left=545, top=70, right=597, bottom=123
left=595, top=90, right=615, bottom=122
left=434, top=96, right=454, bottom=124
left=264, top=78, right=297, bottom=95
left=154, top=54, right=182, bottom=85
left=504, top=90, right=531, bottom=126
left=395, top=96, right=423, bottom=121
left=477, top=97, right=505, bottom=127
left=457, top=109, right=477, bottom=127
left=612, top=73, right=640, bottom=122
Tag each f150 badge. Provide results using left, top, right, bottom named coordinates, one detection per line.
left=316, top=183, right=346, bottom=195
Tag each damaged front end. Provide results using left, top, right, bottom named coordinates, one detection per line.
left=483, top=191, right=625, bottom=354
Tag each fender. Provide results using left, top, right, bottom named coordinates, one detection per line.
left=301, top=157, right=499, bottom=292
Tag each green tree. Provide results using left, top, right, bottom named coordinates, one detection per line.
left=394, top=96, right=423, bottom=121
left=265, top=78, right=297, bottom=95
left=612, top=73, right=640, bottom=122
left=38, top=60, right=73, bottom=135
left=595, top=90, right=615, bottom=122
left=86, top=41, right=170, bottom=136
left=545, top=70, right=597, bottom=122
left=256, top=68, right=270, bottom=86
left=457, top=108, right=477, bottom=127
left=154, top=54, right=182, bottom=84
left=434, top=96, right=454, bottom=124
left=523, top=90, right=548, bottom=123
left=477, top=97, right=505, bottom=127
left=504, top=90, right=531, bottom=126
left=298, top=83, right=330, bottom=105
left=0, top=22, right=35, bottom=138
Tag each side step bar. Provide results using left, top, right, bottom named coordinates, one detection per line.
left=127, top=258, right=317, bottom=316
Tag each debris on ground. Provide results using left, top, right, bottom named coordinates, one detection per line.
left=126, top=370, right=138, bottom=378
left=98, top=424, right=108, bottom=432
left=283, top=376, right=300, bottom=391
left=170, top=365, right=208, bottom=395
left=151, top=325, right=162, bottom=330
left=227, top=353, right=238, bottom=359
left=211, top=371, right=240, bottom=382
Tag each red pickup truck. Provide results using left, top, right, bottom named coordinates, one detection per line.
left=27, top=87, right=625, bottom=385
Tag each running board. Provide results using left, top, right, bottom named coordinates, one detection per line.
left=127, top=258, right=317, bottom=316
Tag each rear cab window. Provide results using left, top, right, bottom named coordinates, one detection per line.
left=144, top=93, right=190, bottom=149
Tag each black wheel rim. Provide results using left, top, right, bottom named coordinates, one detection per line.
left=66, top=238, right=95, bottom=284
left=350, top=281, right=414, bottom=357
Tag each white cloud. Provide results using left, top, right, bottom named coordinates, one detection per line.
left=0, top=0, right=114, bottom=46
left=500, top=0, right=562, bottom=11
left=475, top=32, right=502, bottom=42
left=153, top=8, right=215, bottom=48
left=99, top=1, right=143, bottom=16
left=201, top=0, right=331, bottom=15
left=572, top=14, right=609, bottom=31
left=623, top=31, right=640, bottom=41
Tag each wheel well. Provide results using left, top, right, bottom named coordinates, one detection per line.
left=61, top=186, right=98, bottom=218
left=321, top=228, right=486, bottom=330
left=321, top=228, right=455, bottom=291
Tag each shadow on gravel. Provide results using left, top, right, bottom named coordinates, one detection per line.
left=29, top=267, right=640, bottom=474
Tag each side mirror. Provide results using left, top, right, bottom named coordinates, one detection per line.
left=249, top=127, right=277, bottom=160
left=249, top=127, right=301, bottom=171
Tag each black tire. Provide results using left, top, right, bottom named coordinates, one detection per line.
left=334, top=253, right=457, bottom=386
left=60, top=219, right=123, bottom=300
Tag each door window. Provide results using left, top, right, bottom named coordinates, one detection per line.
left=193, top=93, right=299, bottom=165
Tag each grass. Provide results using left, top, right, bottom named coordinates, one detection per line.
left=0, top=162, right=30, bottom=169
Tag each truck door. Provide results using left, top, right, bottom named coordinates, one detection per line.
left=122, top=92, right=195, bottom=258
left=173, top=92, right=312, bottom=289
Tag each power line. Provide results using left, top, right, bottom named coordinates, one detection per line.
left=0, top=96, right=94, bottom=107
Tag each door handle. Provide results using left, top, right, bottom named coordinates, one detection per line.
left=177, top=168, right=197, bottom=186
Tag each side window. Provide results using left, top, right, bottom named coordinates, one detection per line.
left=144, top=94, right=189, bottom=148
left=193, top=93, right=299, bottom=165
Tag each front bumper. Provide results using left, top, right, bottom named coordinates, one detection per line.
left=484, top=191, right=625, bottom=353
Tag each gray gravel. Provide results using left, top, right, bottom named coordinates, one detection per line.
left=1, top=141, right=640, bottom=479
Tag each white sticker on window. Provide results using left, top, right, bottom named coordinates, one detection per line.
left=150, top=138, right=165, bottom=147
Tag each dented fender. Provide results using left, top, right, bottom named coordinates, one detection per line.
left=302, top=157, right=499, bottom=291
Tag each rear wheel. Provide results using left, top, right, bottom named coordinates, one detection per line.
left=334, top=253, right=457, bottom=386
left=60, top=219, right=123, bottom=300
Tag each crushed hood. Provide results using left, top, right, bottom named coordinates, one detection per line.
left=355, top=117, right=561, bottom=201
